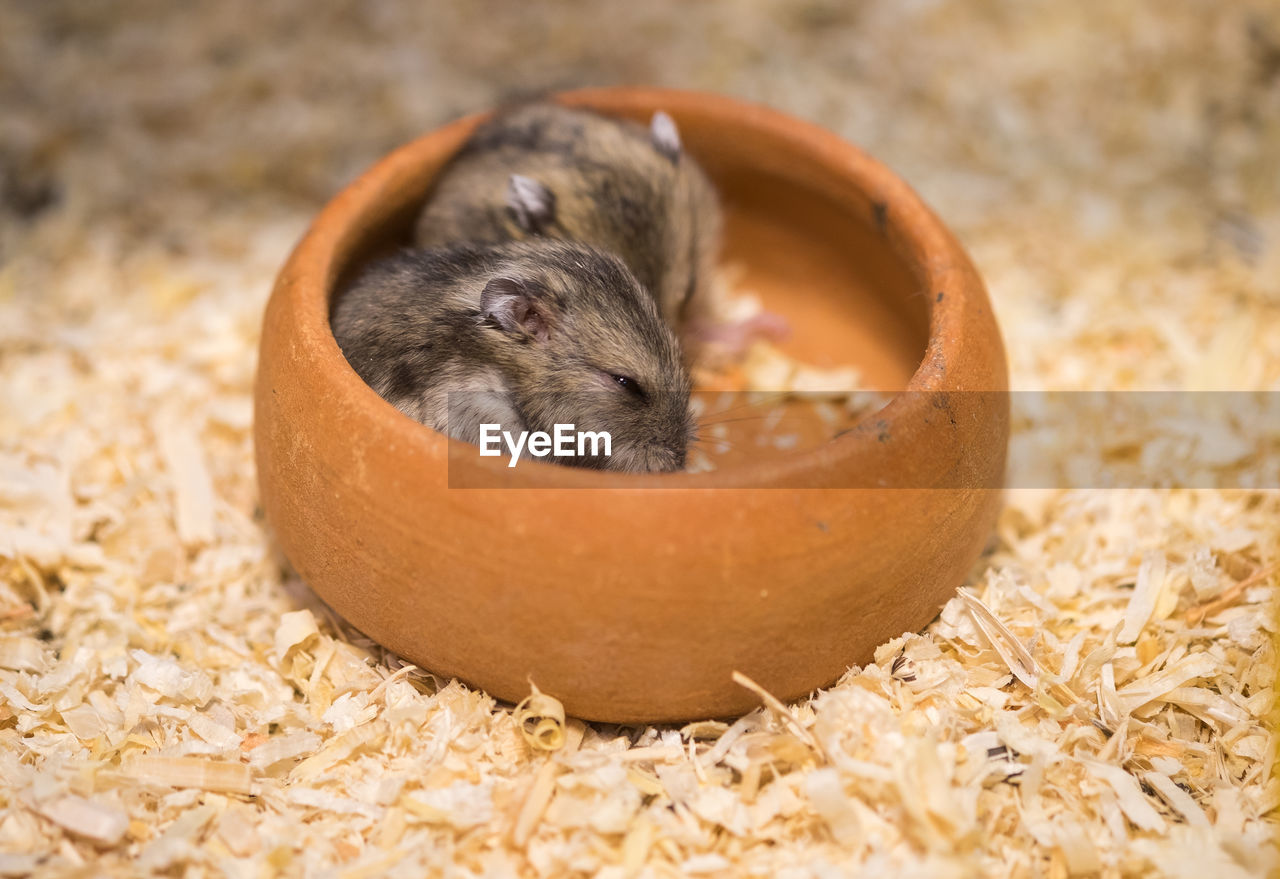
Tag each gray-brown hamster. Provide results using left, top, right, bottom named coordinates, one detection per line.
left=330, top=239, right=695, bottom=473
left=413, top=102, right=722, bottom=343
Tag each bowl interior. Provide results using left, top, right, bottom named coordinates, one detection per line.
left=715, top=160, right=929, bottom=387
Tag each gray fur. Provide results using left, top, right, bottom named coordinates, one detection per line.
left=413, top=103, right=722, bottom=342
left=330, top=240, right=695, bottom=473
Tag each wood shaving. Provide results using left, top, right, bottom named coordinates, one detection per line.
left=513, top=682, right=568, bottom=752
left=121, top=756, right=254, bottom=796
left=731, top=671, right=825, bottom=761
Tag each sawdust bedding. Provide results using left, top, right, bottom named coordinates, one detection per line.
left=2, top=1, right=1278, bottom=876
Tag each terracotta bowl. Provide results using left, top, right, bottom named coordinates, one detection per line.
left=254, top=87, right=1009, bottom=723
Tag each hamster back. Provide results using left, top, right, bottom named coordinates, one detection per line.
left=413, top=103, right=722, bottom=339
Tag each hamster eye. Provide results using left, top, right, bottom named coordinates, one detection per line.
left=608, top=373, right=647, bottom=400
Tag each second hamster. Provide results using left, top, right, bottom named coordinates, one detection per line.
left=413, top=102, right=722, bottom=343
left=330, top=240, right=695, bottom=473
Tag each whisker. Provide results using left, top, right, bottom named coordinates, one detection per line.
left=697, top=412, right=802, bottom=428
left=693, top=391, right=795, bottom=420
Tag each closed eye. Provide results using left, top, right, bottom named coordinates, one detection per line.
left=608, top=373, right=648, bottom=401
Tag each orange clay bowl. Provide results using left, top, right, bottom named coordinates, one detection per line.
left=254, top=87, right=1009, bottom=723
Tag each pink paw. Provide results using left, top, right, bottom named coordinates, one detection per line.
left=691, top=311, right=791, bottom=358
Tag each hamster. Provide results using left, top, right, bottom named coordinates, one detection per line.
left=413, top=102, right=722, bottom=344
left=330, top=240, right=695, bottom=473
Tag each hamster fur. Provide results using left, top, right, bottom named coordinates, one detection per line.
left=413, top=102, right=722, bottom=343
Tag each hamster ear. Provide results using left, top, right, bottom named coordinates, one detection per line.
left=650, top=111, right=681, bottom=163
left=481, top=276, right=553, bottom=342
left=506, top=175, right=556, bottom=234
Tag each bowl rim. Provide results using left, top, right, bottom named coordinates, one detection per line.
left=283, top=86, right=1004, bottom=490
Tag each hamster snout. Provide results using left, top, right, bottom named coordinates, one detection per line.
left=330, top=240, right=694, bottom=474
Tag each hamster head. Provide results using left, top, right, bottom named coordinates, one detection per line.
left=498, top=110, right=724, bottom=338
left=479, top=242, right=695, bottom=473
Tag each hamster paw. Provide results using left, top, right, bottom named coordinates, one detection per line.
left=690, top=310, right=791, bottom=359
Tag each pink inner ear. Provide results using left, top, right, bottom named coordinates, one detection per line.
left=524, top=309, right=547, bottom=342
left=483, top=276, right=554, bottom=341
left=517, top=298, right=551, bottom=342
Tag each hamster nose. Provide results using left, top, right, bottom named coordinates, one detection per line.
left=644, top=443, right=686, bottom=473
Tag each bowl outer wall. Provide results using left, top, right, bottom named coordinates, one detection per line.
left=253, top=87, right=1009, bottom=723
